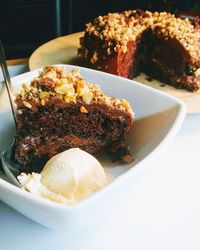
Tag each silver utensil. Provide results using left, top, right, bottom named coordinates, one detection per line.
left=0, top=41, right=21, bottom=187
left=0, top=41, right=17, bottom=127
left=1, top=143, right=21, bottom=188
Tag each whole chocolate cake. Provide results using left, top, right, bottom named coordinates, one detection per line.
left=78, top=10, right=200, bottom=92
left=14, top=66, right=134, bottom=173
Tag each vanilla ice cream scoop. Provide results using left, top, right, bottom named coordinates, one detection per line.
left=18, top=148, right=108, bottom=204
left=40, top=148, right=107, bottom=201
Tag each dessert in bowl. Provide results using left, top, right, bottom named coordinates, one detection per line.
left=0, top=65, right=186, bottom=230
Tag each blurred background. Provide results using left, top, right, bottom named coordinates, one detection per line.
left=1, top=0, right=200, bottom=59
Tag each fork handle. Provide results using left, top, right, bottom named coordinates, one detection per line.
left=0, top=40, right=17, bottom=128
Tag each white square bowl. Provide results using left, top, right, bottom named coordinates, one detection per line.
left=0, top=65, right=186, bottom=230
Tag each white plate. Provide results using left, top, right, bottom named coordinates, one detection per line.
left=0, top=65, right=186, bottom=230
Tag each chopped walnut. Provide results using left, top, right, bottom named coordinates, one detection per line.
left=195, top=68, right=200, bottom=77
left=82, top=91, right=94, bottom=104
left=23, top=101, right=32, bottom=109
left=80, top=106, right=88, bottom=113
left=15, top=66, right=133, bottom=114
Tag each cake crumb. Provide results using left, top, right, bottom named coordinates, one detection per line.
left=121, top=154, right=134, bottom=164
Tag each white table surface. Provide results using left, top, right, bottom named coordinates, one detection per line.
left=0, top=66, right=200, bottom=250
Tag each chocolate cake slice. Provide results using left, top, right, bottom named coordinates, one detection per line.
left=78, top=10, right=200, bottom=92
left=14, top=66, right=134, bottom=173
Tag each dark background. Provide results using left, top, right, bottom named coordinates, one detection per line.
left=1, top=0, right=200, bottom=59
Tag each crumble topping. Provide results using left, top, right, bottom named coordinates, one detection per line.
left=79, top=10, right=200, bottom=62
left=15, top=66, right=132, bottom=113
left=195, top=68, right=200, bottom=77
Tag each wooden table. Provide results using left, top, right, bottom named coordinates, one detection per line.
left=6, top=58, right=29, bottom=66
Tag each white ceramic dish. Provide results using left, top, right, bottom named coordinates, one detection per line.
left=0, top=64, right=186, bottom=230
